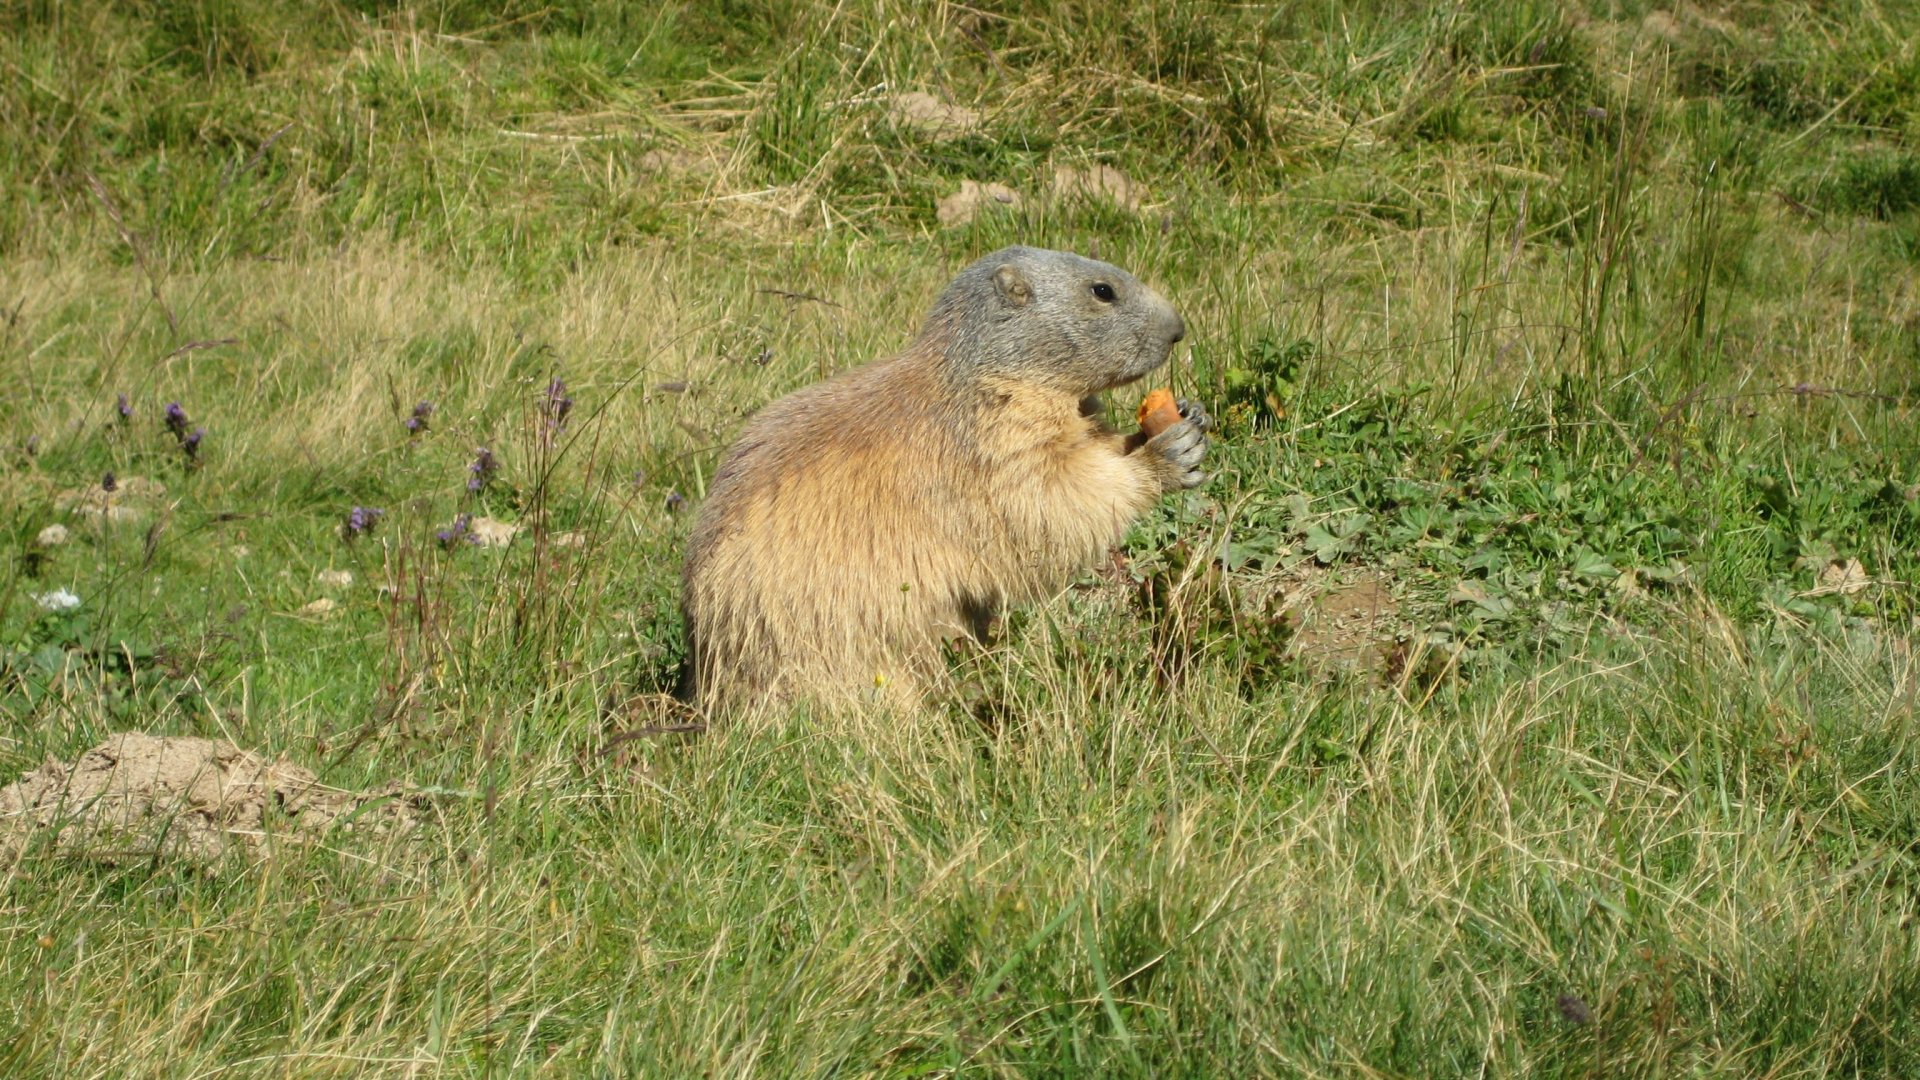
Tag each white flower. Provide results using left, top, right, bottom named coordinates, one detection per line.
left=34, top=589, right=81, bottom=612
left=35, top=524, right=70, bottom=548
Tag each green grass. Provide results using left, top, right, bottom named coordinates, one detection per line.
left=3, top=0, right=1919, bottom=1073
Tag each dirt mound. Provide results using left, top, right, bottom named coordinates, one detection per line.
left=937, top=179, right=1023, bottom=227
left=1050, top=164, right=1147, bottom=212
left=936, top=163, right=1150, bottom=228
left=0, top=733, right=421, bottom=866
left=887, top=91, right=979, bottom=138
left=55, top=474, right=168, bottom=525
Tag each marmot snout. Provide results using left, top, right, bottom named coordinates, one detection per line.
left=680, top=245, right=1211, bottom=713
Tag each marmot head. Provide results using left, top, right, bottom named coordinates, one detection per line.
left=924, top=246, right=1186, bottom=394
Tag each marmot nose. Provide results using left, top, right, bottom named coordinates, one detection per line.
left=1167, top=312, right=1187, bottom=344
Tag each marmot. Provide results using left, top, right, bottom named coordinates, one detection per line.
left=680, top=245, right=1209, bottom=713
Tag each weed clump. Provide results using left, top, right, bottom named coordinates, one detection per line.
left=1825, top=152, right=1920, bottom=220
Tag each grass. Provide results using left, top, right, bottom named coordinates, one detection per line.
left=2, top=0, right=1918, bottom=1073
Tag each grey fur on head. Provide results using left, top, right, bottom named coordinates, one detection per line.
left=920, top=245, right=1186, bottom=394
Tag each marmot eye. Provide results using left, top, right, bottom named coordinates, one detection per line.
left=1091, top=282, right=1117, bottom=303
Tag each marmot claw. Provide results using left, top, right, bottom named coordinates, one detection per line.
left=1175, top=398, right=1213, bottom=433
left=1147, top=418, right=1209, bottom=489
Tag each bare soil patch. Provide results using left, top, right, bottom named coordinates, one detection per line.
left=1281, top=567, right=1405, bottom=677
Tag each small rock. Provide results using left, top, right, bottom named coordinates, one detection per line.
left=467, top=516, right=518, bottom=549
left=888, top=91, right=979, bottom=138
left=297, top=598, right=338, bottom=617
left=937, top=180, right=1023, bottom=227
left=35, top=524, right=70, bottom=548
left=315, top=569, right=354, bottom=588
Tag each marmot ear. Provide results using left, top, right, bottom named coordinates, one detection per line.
left=993, top=264, right=1032, bottom=307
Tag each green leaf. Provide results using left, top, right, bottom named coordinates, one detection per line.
left=1570, top=548, right=1617, bottom=580
left=1448, top=579, right=1515, bottom=619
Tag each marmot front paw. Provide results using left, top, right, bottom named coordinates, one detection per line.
left=1145, top=405, right=1210, bottom=490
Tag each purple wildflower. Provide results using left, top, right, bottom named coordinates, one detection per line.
left=181, top=427, right=205, bottom=462
left=665, top=489, right=687, bottom=513
left=405, top=401, right=434, bottom=436
left=343, top=505, right=385, bottom=539
left=116, top=394, right=134, bottom=422
left=163, top=402, right=190, bottom=439
left=102, top=471, right=118, bottom=493
left=436, top=512, right=475, bottom=549
left=468, top=447, right=499, bottom=493
left=542, top=377, right=574, bottom=439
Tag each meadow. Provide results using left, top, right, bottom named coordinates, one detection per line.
left=2, top=0, right=1918, bottom=1074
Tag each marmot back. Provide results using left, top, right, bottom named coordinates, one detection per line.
left=680, top=245, right=1210, bottom=714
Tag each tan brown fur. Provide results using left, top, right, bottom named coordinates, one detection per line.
left=680, top=246, right=1206, bottom=714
